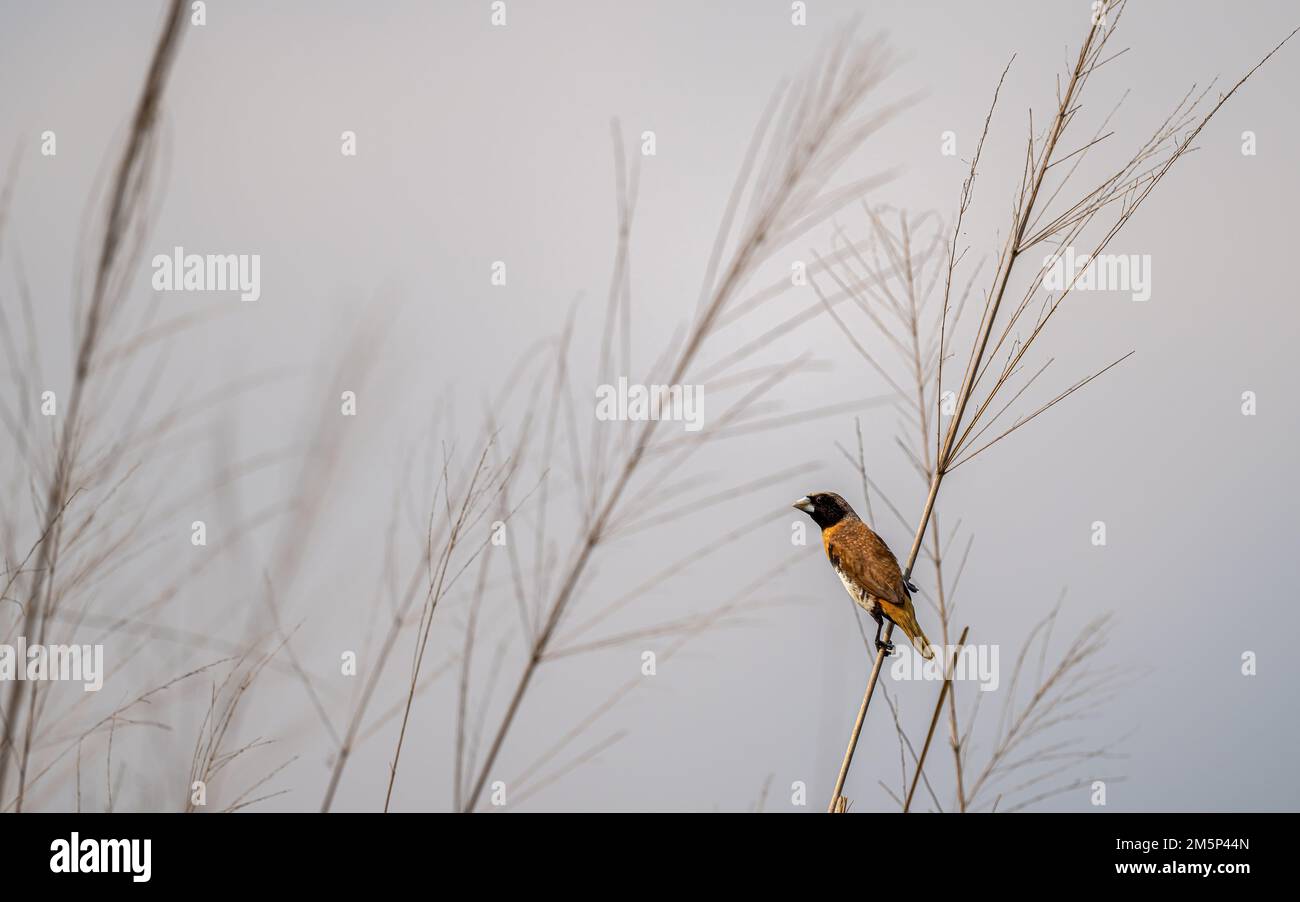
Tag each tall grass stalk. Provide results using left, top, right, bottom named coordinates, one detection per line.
left=459, top=35, right=903, bottom=811
left=0, top=0, right=187, bottom=810
left=825, top=0, right=1296, bottom=812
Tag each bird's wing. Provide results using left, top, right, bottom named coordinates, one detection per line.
left=825, top=521, right=907, bottom=605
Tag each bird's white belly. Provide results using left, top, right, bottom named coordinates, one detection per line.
left=834, top=566, right=879, bottom=616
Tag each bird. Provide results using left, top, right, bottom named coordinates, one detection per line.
left=793, top=491, right=934, bottom=659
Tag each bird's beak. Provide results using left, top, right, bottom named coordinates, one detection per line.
left=792, top=496, right=815, bottom=514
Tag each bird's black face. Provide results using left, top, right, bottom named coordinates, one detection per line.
left=792, top=492, right=857, bottom=530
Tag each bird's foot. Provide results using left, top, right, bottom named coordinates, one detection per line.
left=875, top=639, right=895, bottom=656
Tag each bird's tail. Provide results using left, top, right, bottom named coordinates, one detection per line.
left=895, top=608, right=935, bottom=660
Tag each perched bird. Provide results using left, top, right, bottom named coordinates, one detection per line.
left=794, top=491, right=934, bottom=659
